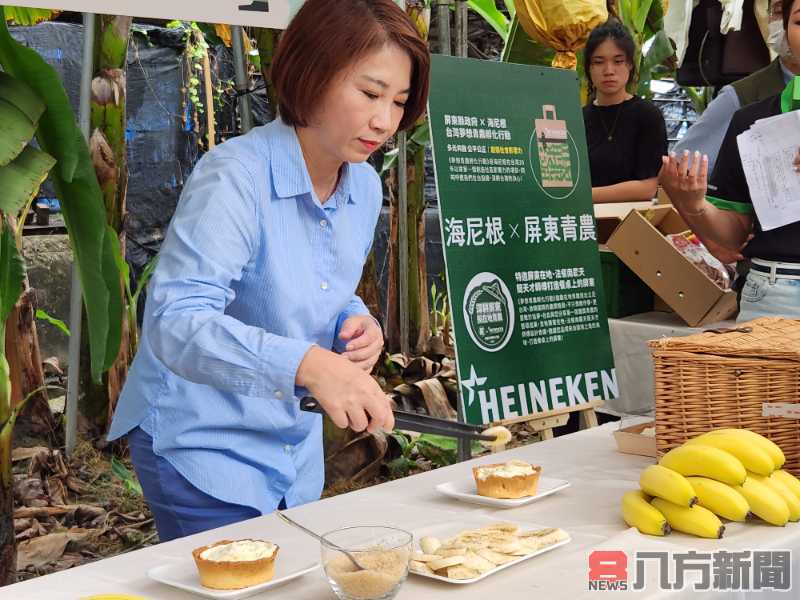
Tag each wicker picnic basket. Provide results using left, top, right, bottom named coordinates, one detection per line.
left=648, top=317, right=800, bottom=474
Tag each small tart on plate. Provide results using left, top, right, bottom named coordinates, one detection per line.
left=472, top=460, right=542, bottom=499
left=192, top=538, right=278, bottom=590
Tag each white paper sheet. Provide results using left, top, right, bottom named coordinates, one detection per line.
left=736, top=110, right=800, bottom=231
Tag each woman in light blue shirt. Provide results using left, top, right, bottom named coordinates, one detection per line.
left=107, top=0, right=430, bottom=541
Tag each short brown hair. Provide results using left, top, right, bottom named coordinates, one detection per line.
left=271, top=0, right=430, bottom=132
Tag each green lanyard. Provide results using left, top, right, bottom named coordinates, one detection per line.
left=780, top=75, right=800, bottom=113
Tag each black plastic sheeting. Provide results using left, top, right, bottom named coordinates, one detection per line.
left=124, top=25, right=200, bottom=279
left=10, top=22, right=200, bottom=289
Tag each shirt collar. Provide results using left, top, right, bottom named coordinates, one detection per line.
left=268, top=118, right=357, bottom=207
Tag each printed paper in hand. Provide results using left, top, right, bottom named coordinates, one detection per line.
left=736, top=110, right=800, bottom=231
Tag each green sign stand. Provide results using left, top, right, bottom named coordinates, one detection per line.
left=428, top=55, right=617, bottom=428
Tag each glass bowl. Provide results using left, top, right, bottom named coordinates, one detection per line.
left=320, top=525, right=412, bottom=600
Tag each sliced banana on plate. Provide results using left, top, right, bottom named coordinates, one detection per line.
left=479, top=425, right=512, bottom=448
left=420, top=536, right=441, bottom=554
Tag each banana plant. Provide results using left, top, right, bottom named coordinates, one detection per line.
left=80, top=15, right=134, bottom=429
left=383, top=2, right=432, bottom=354
left=467, top=0, right=515, bottom=41
left=0, top=7, right=124, bottom=385
left=614, top=0, right=675, bottom=97
left=0, top=68, right=54, bottom=585
left=0, top=216, right=25, bottom=584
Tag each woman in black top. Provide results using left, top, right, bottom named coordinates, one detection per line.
left=659, top=0, right=800, bottom=320
left=582, top=20, right=667, bottom=203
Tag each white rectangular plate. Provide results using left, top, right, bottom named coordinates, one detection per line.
left=409, top=517, right=571, bottom=585
left=147, top=557, right=319, bottom=599
left=435, top=475, right=570, bottom=508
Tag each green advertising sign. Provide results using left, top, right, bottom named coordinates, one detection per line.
left=428, top=55, right=617, bottom=426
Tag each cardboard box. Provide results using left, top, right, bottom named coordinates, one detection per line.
left=613, top=421, right=657, bottom=458
left=656, top=186, right=672, bottom=206
left=606, top=206, right=738, bottom=327
left=594, top=201, right=655, bottom=244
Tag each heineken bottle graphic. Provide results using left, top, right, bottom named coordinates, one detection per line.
left=463, top=273, right=515, bottom=352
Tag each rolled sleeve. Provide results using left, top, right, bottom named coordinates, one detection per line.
left=332, top=296, right=379, bottom=354
left=146, top=154, right=312, bottom=401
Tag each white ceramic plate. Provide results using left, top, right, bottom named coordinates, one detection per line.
left=147, top=557, right=319, bottom=599
left=435, top=475, right=570, bottom=508
left=409, top=516, right=571, bottom=585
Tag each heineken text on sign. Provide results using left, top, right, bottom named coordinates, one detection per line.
left=11, top=0, right=301, bottom=27
left=428, top=55, right=617, bottom=426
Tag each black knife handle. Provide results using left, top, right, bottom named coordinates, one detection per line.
left=299, top=396, right=324, bottom=413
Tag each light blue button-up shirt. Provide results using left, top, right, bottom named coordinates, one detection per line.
left=108, top=117, right=382, bottom=514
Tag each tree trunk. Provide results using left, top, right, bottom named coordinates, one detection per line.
left=408, top=147, right=430, bottom=353
left=4, top=214, right=53, bottom=440
left=355, top=252, right=382, bottom=324
left=384, top=4, right=431, bottom=355
left=5, top=290, right=54, bottom=439
left=385, top=179, right=400, bottom=351
left=80, top=16, right=132, bottom=431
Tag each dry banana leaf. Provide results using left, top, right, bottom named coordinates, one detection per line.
left=14, top=477, right=48, bottom=507
left=11, top=446, right=48, bottom=462
left=393, top=383, right=416, bottom=397
left=404, top=356, right=440, bottom=381
left=387, top=353, right=410, bottom=369
left=16, top=528, right=95, bottom=570
left=413, top=378, right=456, bottom=420
left=324, top=430, right=389, bottom=485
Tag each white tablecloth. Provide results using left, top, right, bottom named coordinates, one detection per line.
left=606, top=312, right=736, bottom=417
left=4, top=420, right=799, bottom=600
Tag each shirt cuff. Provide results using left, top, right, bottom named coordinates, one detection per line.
left=333, top=299, right=380, bottom=353
left=707, top=195, right=755, bottom=214
left=266, top=338, right=315, bottom=402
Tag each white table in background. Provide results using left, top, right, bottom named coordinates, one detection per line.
left=5, top=419, right=800, bottom=600
left=605, top=311, right=736, bottom=417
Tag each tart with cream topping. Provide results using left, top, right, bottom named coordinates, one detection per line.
left=472, top=460, right=542, bottom=499
left=192, top=539, right=278, bottom=590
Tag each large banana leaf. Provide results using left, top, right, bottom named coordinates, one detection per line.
left=0, top=7, right=76, bottom=181
left=632, top=0, right=655, bottom=36
left=0, top=71, right=53, bottom=225
left=3, top=6, right=59, bottom=26
left=0, top=7, right=122, bottom=380
left=468, top=0, right=511, bottom=40
left=0, top=145, right=56, bottom=215
left=636, top=29, right=676, bottom=96
left=0, top=97, right=33, bottom=166
left=0, top=71, right=44, bottom=123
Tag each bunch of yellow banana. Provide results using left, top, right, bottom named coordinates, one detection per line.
left=621, top=428, right=800, bottom=537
